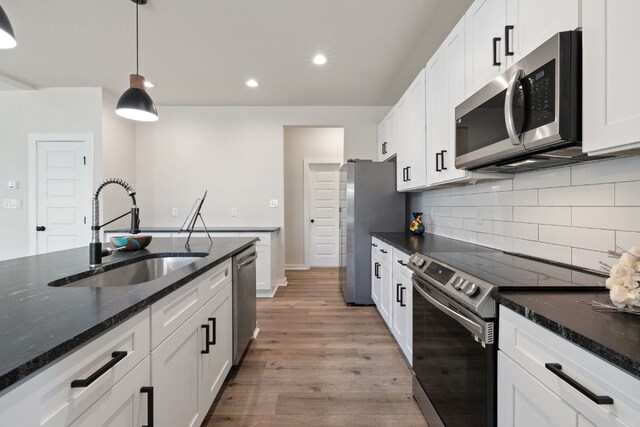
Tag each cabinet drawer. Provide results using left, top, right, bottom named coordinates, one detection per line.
left=392, top=248, right=410, bottom=270
left=371, top=238, right=391, bottom=263
left=199, top=259, right=232, bottom=305
left=238, top=232, right=270, bottom=246
left=499, top=307, right=640, bottom=425
left=0, top=309, right=150, bottom=427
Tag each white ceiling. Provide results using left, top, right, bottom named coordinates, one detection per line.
left=0, top=0, right=472, bottom=106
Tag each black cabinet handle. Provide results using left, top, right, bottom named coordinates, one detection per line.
left=441, top=150, right=448, bottom=170
left=201, top=324, right=211, bottom=354
left=402, top=167, right=407, bottom=182
left=396, top=283, right=402, bottom=303
left=380, top=249, right=387, bottom=254
left=141, top=386, right=154, bottom=427
left=208, top=317, right=216, bottom=345
left=545, top=363, right=613, bottom=405
left=397, top=260, right=407, bottom=266
left=372, top=243, right=378, bottom=247
left=435, top=152, right=442, bottom=172
left=36, top=226, right=46, bottom=232
left=382, top=141, right=388, bottom=155
left=505, top=25, right=514, bottom=56
left=71, top=351, right=127, bottom=388
left=406, top=166, right=411, bottom=181
left=493, top=37, right=501, bottom=66
left=310, top=219, right=315, bottom=223
left=400, top=287, right=406, bottom=307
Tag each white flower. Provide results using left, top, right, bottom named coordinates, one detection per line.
left=610, top=264, right=632, bottom=280
left=610, top=285, right=632, bottom=308
left=605, top=278, right=616, bottom=290
left=628, top=245, right=640, bottom=259
left=619, top=253, right=637, bottom=269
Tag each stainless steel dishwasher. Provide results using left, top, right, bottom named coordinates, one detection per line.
left=232, top=246, right=257, bottom=365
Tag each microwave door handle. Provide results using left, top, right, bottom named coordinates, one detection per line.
left=505, top=69, right=524, bottom=146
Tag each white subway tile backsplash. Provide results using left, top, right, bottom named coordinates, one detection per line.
left=512, top=239, right=572, bottom=264
left=615, top=181, right=640, bottom=206
left=476, top=179, right=513, bottom=193
left=415, top=157, right=640, bottom=267
left=452, top=229, right=477, bottom=244
left=513, top=207, right=571, bottom=226
left=462, top=193, right=492, bottom=206
left=492, top=190, right=537, bottom=206
left=616, top=231, right=640, bottom=251
left=538, top=225, right=615, bottom=252
left=493, top=221, right=538, bottom=240
left=463, top=218, right=493, bottom=233
left=571, top=157, right=640, bottom=185
left=538, top=184, right=614, bottom=206
left=571, top=248, right=611, bottom=272
left=513, top=168, right=571, bottom=190
left=572, top=207, right=640, bottom=232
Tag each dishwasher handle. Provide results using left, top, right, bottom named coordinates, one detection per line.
left=237, top=253, right=257, bottom=269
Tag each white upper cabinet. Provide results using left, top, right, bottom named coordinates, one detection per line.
left=377, top=108, right=397, bottom=161
left=465, top=0, right=507, bottom=95
left=397, top=70, right=427, bottom=192
left=505, top=0, right=579, bottom=65
left=426, top=44, right=449, bottom=186
left=583, top=0, right=640, bottom=155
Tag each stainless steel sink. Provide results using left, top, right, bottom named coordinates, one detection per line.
left=51, top=256, right=205, bottom=288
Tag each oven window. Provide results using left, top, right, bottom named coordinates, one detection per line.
left=413, top=287, right=494, bottom=426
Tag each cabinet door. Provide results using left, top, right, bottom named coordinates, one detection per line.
left=371, top=251, right=381, bottom=306
left=498, top=351, right=578, bottom=427
left=391, top=277, right=404, bottom=345
left=408, top=70, right=426, bottom=189
left=426, top=45, right=449, bottom=186
left=151, top=311, right=203, bottom=427
left=395, top=97, right=411, bottom=191
left=583, top=0, right=640, bottom=154
left=70, top=358, right=151, bottom=427
left=198, top=284, right=232, bottom=415
left=377, top=119, right=386, bottom=161
left=465, top=0, right=507, bottom=95
left=379, top=259, right=392, bottom=328
left=505, top=0, right=579, bottom=65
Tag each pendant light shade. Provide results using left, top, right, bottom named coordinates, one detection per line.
left=0, top=5, right=17, bottom=49
left=116, top=0, right=158, bottom=122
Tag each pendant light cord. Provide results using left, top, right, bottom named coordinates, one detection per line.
left=135, top=1, right=139, bottom=75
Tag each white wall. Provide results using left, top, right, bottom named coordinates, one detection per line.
left=0, top=88, right=103, bottom=261
left=409, top=157, right=640, bottom=271
left=134, top=106, right=387, bottom=282
left=284, top=127, right=344, bottom=267
left=101, top=89, right=137, bottom=226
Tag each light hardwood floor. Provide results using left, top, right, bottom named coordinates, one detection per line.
left=203, top=268, right=428, bottom=426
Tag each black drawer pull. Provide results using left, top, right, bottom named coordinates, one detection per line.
left=397, top=260, right=407, bottom=266
left=372, top=243, right=378, bottom=247
left=141, top=386, right=154, bottom=427
left=208, top=317, right=216, bottom=345
left=396, top=283, right=402, bottom=303
left=493, top=37, right=501, bottom=66
left=545, top=363, right=613, bottom=405
left=201, top=324, right=211, bottom=354
left=505, top=25, right=514, bottom=56
left=435, top=152, right=442, bottom=172
left=380, top=249, right=388, bottom=254
left=70, top=351, right=127, bottom=388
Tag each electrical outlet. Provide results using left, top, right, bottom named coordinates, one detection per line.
left=231, top=207, right=238, bottom=217
left=171, top=208, right=178, bottom=217
left=476, top=207, right=483, bottom=225
left=269, top=199, right=279, bottom=208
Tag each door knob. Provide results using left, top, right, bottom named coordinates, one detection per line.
left=36, top=226, right=46, bottom=231
left=310, top=219, right=315, bottom=223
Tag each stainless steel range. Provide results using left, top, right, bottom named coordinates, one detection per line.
left=407, top=245, right=605, bottom=427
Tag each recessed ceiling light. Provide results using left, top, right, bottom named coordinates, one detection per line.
left=246, top=79, right=259, bottom=88
left=144, top=80, right=155, bottom=88
left=313, top=54, right=327, bottom=65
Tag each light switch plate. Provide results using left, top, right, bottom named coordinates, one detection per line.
left=269, top=199, right=279, bottom=208
left=231, top=207, right=238, bottom=217
left=7, top=181, right=18, bottom=190
left=171, top=208, right=178, bottom=217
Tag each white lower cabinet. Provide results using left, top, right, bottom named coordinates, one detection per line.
left=152, top=283, right=232, bottom=427
left=371, top=245, right=381, bottom=306
left=498, top=307, right=640, bottom=427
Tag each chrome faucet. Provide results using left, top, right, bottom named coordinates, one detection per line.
left=90, top=178, right=140, bottom=268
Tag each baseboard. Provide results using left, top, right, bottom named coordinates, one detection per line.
left=256, top=285, right=279, bottom=298
left=285, top=264, right=309, bottom=270
left=277, top=277, right=288, bottom=287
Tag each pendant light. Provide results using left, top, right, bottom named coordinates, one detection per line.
left=116, top=0, right=158, bottom=122
left=0, top=5, right=17, bottom=49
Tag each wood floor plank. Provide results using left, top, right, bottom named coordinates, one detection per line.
left=203, top=268, right=427, bottom=426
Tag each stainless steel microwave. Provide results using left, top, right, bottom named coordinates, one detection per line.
left=455, top=31, right=598, bottom=173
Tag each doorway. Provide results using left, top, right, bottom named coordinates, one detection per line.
left=28, top=134, right=93, bottom=254
left=283, top=127, right=344, bottom=269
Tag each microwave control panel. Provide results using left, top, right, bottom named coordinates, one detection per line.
left=523, top=59, right=556, bottom=131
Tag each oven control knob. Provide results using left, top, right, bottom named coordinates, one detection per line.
left=463, top=282, right=479, bottom=297
left=452, top=277, right=464, bottom=289
left=456, top=279, right=467, bottom=291
left=415, top=257, right=426, bottom=268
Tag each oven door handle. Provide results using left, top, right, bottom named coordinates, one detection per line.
left=413, top=280, right=485, bottom=339
left=505, top=68, right=524, bottom=146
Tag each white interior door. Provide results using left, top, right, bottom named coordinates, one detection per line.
left=309, top=163, right=340, bottom=267
left=33, top=137, right=91, bottom=254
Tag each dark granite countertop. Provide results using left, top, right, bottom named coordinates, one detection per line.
left=494, top=291, right=640, bottom=380
left=0, top=236, right=257, bottom=393
left=106, top=226, right=280, bottom=233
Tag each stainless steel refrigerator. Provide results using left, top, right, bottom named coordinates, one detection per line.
left=339, top=160, right=405, bottom=305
